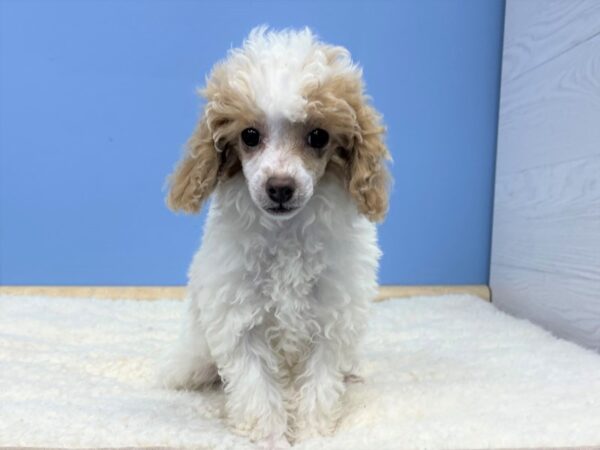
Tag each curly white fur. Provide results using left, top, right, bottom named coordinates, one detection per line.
left=160, top=27, right=388, bottom=448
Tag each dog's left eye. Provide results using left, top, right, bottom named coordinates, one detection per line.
left=307, top=128, right=329, bottom=149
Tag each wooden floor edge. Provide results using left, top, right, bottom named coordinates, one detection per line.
left=0, top=285, right=490, bottom=302
left=375, top=285, right=490, bottom=302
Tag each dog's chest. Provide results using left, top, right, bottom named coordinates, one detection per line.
left=248, top=228, right=329, bottom=356
left=255, top=227, right=327, bottom=305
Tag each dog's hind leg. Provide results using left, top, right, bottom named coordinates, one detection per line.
left=157, top=300, right=219, bottom=390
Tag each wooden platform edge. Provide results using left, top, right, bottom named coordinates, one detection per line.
left=0, top=285, right=490, bottom=302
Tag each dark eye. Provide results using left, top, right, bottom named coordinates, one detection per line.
left=307, top=128, right=329, bottom=149
left=241, top=128, right=260, bottom=147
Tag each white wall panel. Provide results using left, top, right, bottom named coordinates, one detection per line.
left=490, top=0, right=600, bottom=350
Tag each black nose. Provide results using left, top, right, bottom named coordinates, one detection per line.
left=266, top=176, right=295, bottom=204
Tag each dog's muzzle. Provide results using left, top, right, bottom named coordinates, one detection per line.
left=265, top=176, right=298, bottom=215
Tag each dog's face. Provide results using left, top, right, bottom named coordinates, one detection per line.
left=167, top=27, right=391, bottom=222
left=237, top=120, right=337, bottom=219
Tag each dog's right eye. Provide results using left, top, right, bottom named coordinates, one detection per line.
left=241, top=128, right=260, bottom=147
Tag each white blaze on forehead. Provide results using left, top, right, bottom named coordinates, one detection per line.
left=253, top=119, right=303, bottom=177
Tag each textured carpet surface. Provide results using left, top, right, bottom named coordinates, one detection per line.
left=1, top=294, right=599, bottom=449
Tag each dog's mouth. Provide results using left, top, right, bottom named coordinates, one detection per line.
left=265, top=205, right=298, bottom=216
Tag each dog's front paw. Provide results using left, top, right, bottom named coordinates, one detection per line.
left=294, top=373, right=344, bottom=441
left=255, top=434, right=291, bottom=450
left=294, top=415, right=337, bottom=442
left=228, top=408, right=288, bottom=445
left=294, top=400, right=340, bottom=441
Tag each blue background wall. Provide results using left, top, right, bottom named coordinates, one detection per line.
left=0, top=0, right=504, bottom=286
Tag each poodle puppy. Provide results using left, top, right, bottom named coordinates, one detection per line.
left=160, top=27, right=391, bottom=447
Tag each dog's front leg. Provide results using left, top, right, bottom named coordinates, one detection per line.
left=212, top=326, right=288, bottom=446
left=294, top=338, right=346, bottom=440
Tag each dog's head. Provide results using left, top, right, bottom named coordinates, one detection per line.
left=167, top=27, right=391, bottom=222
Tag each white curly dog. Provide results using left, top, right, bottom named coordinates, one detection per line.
left=160, top=27, right=391, bottom=448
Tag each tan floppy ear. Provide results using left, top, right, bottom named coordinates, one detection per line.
left=347, top=100, right=391, bottom=222
left=166, top=114, right=220, bottom=213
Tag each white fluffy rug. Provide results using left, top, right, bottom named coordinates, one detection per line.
left=1, top=294, right=600, bottom=449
